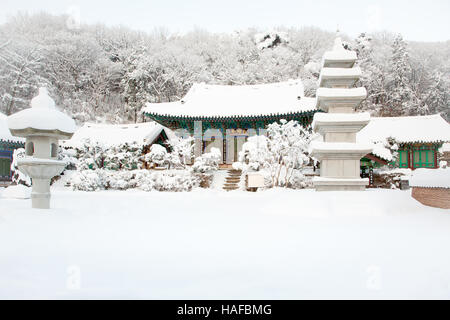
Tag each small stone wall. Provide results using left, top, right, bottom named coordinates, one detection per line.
left=412, top=187, right=450, bottom=210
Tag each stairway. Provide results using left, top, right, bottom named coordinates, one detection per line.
left=223, top=169, right=242, bottom=191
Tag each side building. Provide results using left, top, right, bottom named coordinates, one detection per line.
left=60, top=122, right=173, bottom=169
left=358, top=114, right=450, bottom=170
left=142, top=80, right=318, bottom=164
left=0, top=112, right=25, bottom=184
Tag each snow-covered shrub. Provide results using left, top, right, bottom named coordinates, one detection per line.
left=237, top=120, right=315, bottom=189
left=10, top=148, right=31, bottom=187
left=146, top=144, right=168, bottom=168
left=70, top=169, right=200, bottom=192
left=106, top=142, right=142, bottom=170
left=372, top=168, right=412, bottom=189
left=70, top=169, right=106, bottom=191
left=76, top=139, right=108, bottom=170
left=239, top=135, right=270, bottom=171
left=166, top=136, right=194, bottom=169
left=75, top=139, right=143, bottom=171
left=59, top=147, right=78, bottom=170
left=192, top=148, right=221, bottom=173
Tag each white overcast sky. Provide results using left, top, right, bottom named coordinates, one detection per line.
left=1, top=0, right=449, bottom=41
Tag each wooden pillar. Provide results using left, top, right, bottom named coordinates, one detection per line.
left=226, top=133, right=235, bottom=164
left=193, top=120, right=202, bottom=159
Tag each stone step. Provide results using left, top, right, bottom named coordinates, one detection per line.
left=223, top=187, right=239, bottom=191
left=223, top=183, right=239, bottom=187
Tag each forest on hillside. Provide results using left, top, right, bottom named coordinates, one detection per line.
left=0, top=12, right=448, bottom=124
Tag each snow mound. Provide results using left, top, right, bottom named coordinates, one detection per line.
left=8, top=87, right=77, bottom=134
left=1, top=185, right=31, bottom=199
left=410, top=168, right=450, bottom=189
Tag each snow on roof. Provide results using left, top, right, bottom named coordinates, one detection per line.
left=312, top=112, right=370, bottom=124
left=322, top=37, right=357, bottom=66
left=410, top=168, right=450, bottom=189
left=309, top=141, right=373, bottom=154
left=61, top=122, right=167, bottom=149
left=357, top=114, right=450, bottom=145
left=371, top=142, right=393, bottom=162
left=440, top=143, right=450, bottom=152
left=320, top=67, right=361, bottom=78
left=316, top=87, right=367, bottom=99
left=8, top=88, right=76, bottom=135
left=0, top=112, right=24, bottom=144
left=318, top=67, right=361, bottom=87
left=143, top=80, right=316, bottom=118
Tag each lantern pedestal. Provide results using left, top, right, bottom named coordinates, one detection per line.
left=18, top=158, right=66, bottom=209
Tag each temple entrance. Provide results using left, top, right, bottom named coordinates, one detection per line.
left=224, top=130, right=248, bottom=164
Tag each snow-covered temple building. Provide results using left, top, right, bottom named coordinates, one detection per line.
left=61, top=122, right=172, bottom=150
left=143, top=80, right=317, bottom=164
left=358, top=114, right=450, bottom=169
left=0, top=112, right=24, bottom=183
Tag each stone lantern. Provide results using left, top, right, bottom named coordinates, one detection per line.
left=8, top=87, right=76, bottom=209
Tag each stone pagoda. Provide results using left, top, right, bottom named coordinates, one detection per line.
left=310, top=36, right=372, bottom=191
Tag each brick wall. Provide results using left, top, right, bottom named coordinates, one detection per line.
left=412, top=187, right=450, bottom=210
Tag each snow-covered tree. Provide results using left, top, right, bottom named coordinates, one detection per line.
left=192, top=148, right=221, bottom=173
left=239, top=120, right=315, bottom=188
left=10, top=148, right=31, bottom=186
left=384, top=34, right=419, bottom=116
left=0, top=43, right=43, bottom=115
left=146, top=144, right=168, bottom=168
left=165, top=135, right=194, bottom=169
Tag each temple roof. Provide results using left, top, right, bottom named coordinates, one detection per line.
left=358, top=114, right=450, bottom=145
left=143, top=80, right=316, bottom=119
left=0, top=112, right=25, bottom=144
left=61, top=122, right=171, bottom=149
left=357, top=114, right=450, bottom=161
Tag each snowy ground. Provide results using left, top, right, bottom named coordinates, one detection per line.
left=0, top=187, right=449, bottom=299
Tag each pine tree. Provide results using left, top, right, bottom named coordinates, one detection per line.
left=386, top=34, right=418, bottom=116
left=354, top=33, right=386, bottom=115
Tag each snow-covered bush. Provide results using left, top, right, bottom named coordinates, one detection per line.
left=70, top=169, right=107, bottom=191
left=59, top=147, right=78, bottom=170
left=192, top=148, right=221, bottom=173
left=145, top=144, right=168, bottom=168
left=237, top=120, right=315, bottom=189
left=75, top=139, right=143, bottom=171
left=70, top=169, right=200, bottom=192
left=10, top=148, right=31, bottom=186
left=166, top=136, right=194, bottom=169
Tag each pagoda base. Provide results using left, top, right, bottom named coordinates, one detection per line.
left=313, top=177, right=369, bottom=191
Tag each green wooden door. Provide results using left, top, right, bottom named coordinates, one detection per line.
left=398, top=150, right=409, bottom=168
left=0, top=158, right=11, bottom=178
left=412, top=148, right=435, bottom=168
